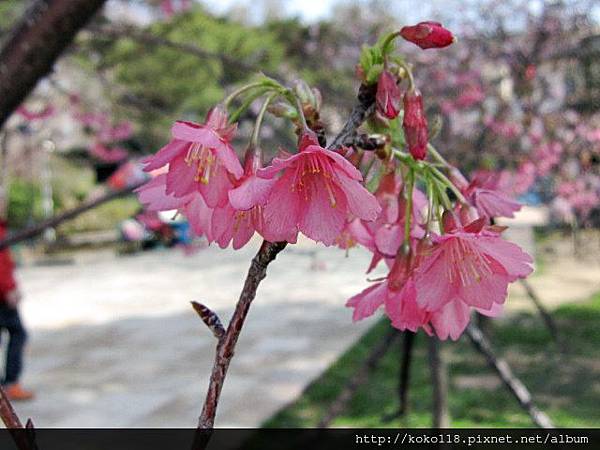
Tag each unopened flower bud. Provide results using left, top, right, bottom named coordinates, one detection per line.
left=403, top=89, right=428, bottom=160
left=400, top=22, right=455, bottom=50
left=376, top=70, right=401, bottom=119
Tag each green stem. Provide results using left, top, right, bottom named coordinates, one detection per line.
left=425, top=173, right=435, bottom=238
left=427, top=143, right=450, bottom=167
left=294, top=95, right=309, bottom=131
left=430, top=166, right=468, bottom=205
left=380, top=31, right=401, bottom=55
left=223, top=82, right=268, bottom=108
left=396, top=59, right=415, bottom=90
left=250, top=93, right=277, bottom=148
left=403, top=167, right=415, bottom=253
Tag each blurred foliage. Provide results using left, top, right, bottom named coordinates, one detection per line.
left=7, top=178, right=43, bottom=229
left=79, top=7, right=285, bottom=148
left=264, top=291, right=600, bottom=428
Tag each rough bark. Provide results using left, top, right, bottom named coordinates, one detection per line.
left=0, top=0, right=108, bottom=129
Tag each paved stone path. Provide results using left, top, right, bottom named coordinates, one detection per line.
left=6, top=230, right=600, bottom=427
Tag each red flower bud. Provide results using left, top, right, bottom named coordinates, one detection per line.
left=399, top=21, right=455, bottom=50
left=403, top=89, right=428, bottom=160
left=376, top=70, right=401, bottom=119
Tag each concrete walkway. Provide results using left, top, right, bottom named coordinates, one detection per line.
left=11, top=238, right=377, bottom=427
left=7, top=232, right=600, bottom=427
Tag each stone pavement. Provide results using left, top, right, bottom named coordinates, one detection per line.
left=6, top=231, right=600, bottom=427
left=10, top=238, right=377, bottom=427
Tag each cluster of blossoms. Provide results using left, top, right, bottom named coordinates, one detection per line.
left=137, top=22, right=533, bottom=340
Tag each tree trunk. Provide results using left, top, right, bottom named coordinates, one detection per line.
left=428, top=337, right=450, bottom=428
left=0, top=0, right=108, bottom=129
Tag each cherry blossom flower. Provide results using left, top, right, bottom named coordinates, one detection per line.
left=211, top=150, right=276, bottom=249
left=413, top=217, right=533, bottom=313
left=451, top=168, right=521, bottom=219
left=258, top=133, right=381, bottom=246
left=142, top=106, right=242, bottom=208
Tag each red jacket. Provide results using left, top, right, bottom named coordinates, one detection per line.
left=0, top=221, right=17, bottom=302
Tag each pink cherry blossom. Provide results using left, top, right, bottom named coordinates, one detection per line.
left=143, top=106, right=242, bottom=208
left=460, top=170, right=522, bottom=219
left=258, top=133, right=381, bottom=246
left=211, top=150, right=276, bottom=249
left=413, top=217, right=533, bottom=313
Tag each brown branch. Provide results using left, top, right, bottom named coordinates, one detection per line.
left=398, top=331, right=416, bottom=416
left=0, top=0, right=108, bottom=129
left=193, top=85, right=378, bottom=445
left=0, top=182, right=143, bottom=251
left=318, top=329, right=399, bottom=427
left=197, top=240, right=287, bottom=431
left=428, top=337, right=450, bottom=428
left=519, top=279, right=560, bottom=342
left=0, top=386, right=37, bottom=450
left=328, top=83, right=378, bottom=150
left=466, top=323, right=554, bottom=428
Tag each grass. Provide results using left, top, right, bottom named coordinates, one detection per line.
left=264, top=292, right=600, bottom=428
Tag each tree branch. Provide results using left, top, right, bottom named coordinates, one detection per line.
left=0, top=0, right=108, bottom=129
left=0, top=386, right=38, bottom=450
left=328, top=83, right=377, bottom=150
left=193, top=85, right=378, bottom=446
left=0, top=183, right=143, bottom=251
left=90, top=24, right=262, bottom=74
left=318, top=329, right=399, bottom=427
left=466, top=323, right=554, bottom=428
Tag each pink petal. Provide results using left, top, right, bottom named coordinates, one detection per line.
left=476, top=236, right=534, bottom=280
left=385, top=280, right=429, bottom=332
left=136, top=175, right=188, bottom=211
left=143, top=139, right=188, bottom=172
left=228, top=175, right=276, bottom=210
left=336, top=172, right=381, bottom=221
left=262, top=172, right=300, bottom=243
left=198, top=164, right=234, bottom=208
left=298, top=178, right=347, bottom=246
left=430, top=301, right=471, bottom=341
left=414, top=249, right=455, bottom=311
left=183, top=194, right=214, bottom=241
left=346, top=282, right=387, bottom=321
left=165, top=153, right=198, bottom=198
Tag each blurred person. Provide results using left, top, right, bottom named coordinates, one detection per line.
left=0, top=189, right=34, bottom=401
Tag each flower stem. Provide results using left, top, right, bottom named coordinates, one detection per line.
left=403, top=167, right=415, bottom=254
left=430, top=166, right=468, bottom=205
left=250, top=93, right=277, bottom=149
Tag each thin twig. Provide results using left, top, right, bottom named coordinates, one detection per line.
left=328, top=83, right=377, bottom=150
left=318, top=329, right=399, bottom=427
left=0, top=182, right=143, bottom=250
left=466, top=323, right=554, bottom=428
left=0, top=386, right=37, bottom=450
left=193, top=85, right=378, bottom=446
left=518, top=279, right=560, bottom=342
left=197, top=240, right=287, bottom=429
